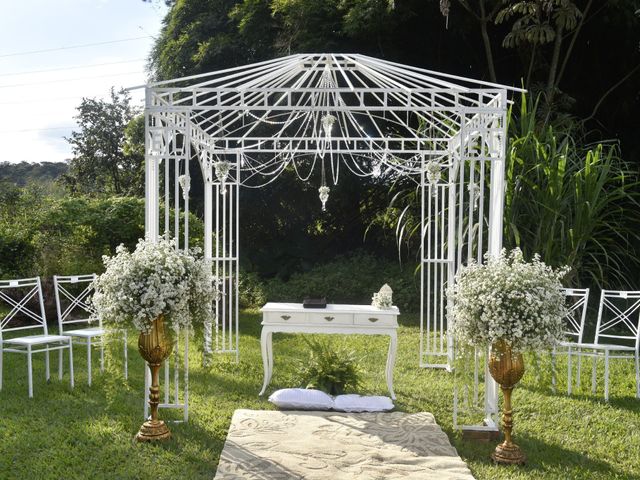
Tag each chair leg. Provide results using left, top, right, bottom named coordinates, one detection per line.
left=27, top=346, right=33, bottom=398
left=592, top=356, right=597, bottom=395
left=577, top=351, right=582, bottom=390
left=100, top=336, right=105, bottom=373
left=635, top=352, right=639, bottom=399
left=604, top=350, right=610, bottom=402
left=124, top=330, right=128, bottom=381
left=567, top=347, right=573, bottom=396
left=45, top=346, right=50, bottom=382
left=0, top=342, right=3, bottom=391
left=87, top=337, right=92, bottom=386
left=68, top=340, right=74, bottom=389
left=551, top=348, right=557, bottom=393
left=58, top=348, right=63, bottom=380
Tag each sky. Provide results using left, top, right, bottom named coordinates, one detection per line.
left=0, top=0, right=168, bottom=163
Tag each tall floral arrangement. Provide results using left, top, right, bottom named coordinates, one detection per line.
left=92, top=238, right=217, bottom=332
left=448, top=248, right=568, bottom=351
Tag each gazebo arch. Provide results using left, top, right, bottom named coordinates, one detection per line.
left=140, top=53, right=522, bottom=427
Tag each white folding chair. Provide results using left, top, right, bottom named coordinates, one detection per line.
left=552, top=288, right=590, bottom=395
left=54, top=274, right=128, bottom=386
left=576, top=290, right=640, bottom=401
left=0, top=277, right=74, bottom=397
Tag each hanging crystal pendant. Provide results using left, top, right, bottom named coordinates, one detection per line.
left=321, top=114, right=336, bottom=138
left=318, top=185, right=330, bottom=211
left=372, top=160, right=382, bottom=178
left=467, top=182, right=479, bottom=210
left=178, top=174, right=191, bottom=200
left=214, top=160, right=231, bottom=195
left=425, top=160, right=442, bottom=197
left=440, top=0, right=450, bottom=28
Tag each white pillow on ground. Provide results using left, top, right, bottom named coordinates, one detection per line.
left=333, top=394, right=394, bottom=412
left=268, top=388, right=334, bottom=410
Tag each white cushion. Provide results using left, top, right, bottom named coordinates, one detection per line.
left=333, top=394, right=394, bottom=412
left=268, top=388, right=334, bottom=410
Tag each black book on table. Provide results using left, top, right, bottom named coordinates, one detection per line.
left=303, top=297, right=327, bottom=309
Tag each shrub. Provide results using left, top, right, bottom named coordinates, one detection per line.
left=504, top=94, right=640, bottom=288
left=238, top=271, right=267, bottom=309
left=298, top=337, right=363, bottom=395
left=0, top=226, right=35, bottom=278
left=241, top=251, right=420, bottom=312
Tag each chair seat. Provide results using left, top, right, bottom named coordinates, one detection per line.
left=2, top=334, right=70, bottom=346
left=574, top=342, right=636, bottom=352
left=65, top=327, right=105, bottom=338
left=558, top=341, right=580, bottom=348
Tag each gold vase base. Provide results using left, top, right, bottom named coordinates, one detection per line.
left=135, top=420, right=171, bottom=442
left=491, top=442, right=526, bottom=465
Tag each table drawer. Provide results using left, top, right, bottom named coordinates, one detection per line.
left=354, top=313, right=397, bottom=327
left=263, top=312, right=305, bottom=324
left=306, top=313, right=353, bottom=325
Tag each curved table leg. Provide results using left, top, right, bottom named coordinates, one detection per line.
left=385, top=331, right=398, bottom=400
left=259, top=328, right=271, bottom=396
left=266, top=331, right=274, bottom=387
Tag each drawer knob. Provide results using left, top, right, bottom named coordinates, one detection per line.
left=324, top=316, right=335, bottom=322
left=368, top=317, right=379, bottom=323
left=281, top=315, right=291, bottom=321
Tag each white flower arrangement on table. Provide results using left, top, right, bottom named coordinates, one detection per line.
left=372, top=284, right=394, bottom=309
left=91, top=237, right=218, bottom=332
left=447, top=248, right=568, bottom=351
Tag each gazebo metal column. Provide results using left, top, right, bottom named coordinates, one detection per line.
left=143, top=90, right=191, bottom=422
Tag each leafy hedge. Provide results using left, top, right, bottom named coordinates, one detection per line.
left=0, top=195, right=203, bottom=278
left=240, top=251, right=420, bottom=313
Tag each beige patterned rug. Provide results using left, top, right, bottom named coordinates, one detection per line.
left=214, top=409, right=475, bottom=479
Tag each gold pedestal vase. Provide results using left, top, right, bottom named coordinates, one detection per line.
left=488, top=340, right=526, bottom=465
left=135, top=315, right=174, bottom=442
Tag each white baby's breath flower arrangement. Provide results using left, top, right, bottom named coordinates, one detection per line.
left=91, top=237, right=217, bottom=332
left=448, top=248, right=568, bottom=351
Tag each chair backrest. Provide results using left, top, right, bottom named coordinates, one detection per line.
left=562, top=288, right=590, bottom=343
left=0, top=277, right=48, bottom=339
left=594, top=290, right=640, bottom=351
left=53, top=274, right=98, bottom=333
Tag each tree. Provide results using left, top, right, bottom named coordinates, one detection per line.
left=64, top=89, right=144, bottom=196
left=496, top=0, right=585, bottom=104
left=150, top=0, right=263, bottom=80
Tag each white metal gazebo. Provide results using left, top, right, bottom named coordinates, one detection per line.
left=139, top=53, right=522, bottom=428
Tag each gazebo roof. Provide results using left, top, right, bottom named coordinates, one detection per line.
left=144, top=53, right=523, bottom=95
left=138, top=54, right=520, bottom=169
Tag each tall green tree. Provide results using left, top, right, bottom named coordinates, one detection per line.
left=64, top=89, right=144, bottom=196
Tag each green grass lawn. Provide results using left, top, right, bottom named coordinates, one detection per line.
left=1, top=311, right=639, bottom=480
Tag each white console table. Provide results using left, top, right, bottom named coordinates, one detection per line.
left=259, top=302, right=399, bottom=399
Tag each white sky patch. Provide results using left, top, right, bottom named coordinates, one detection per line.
left=0, top=0, right=167, bottom=163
